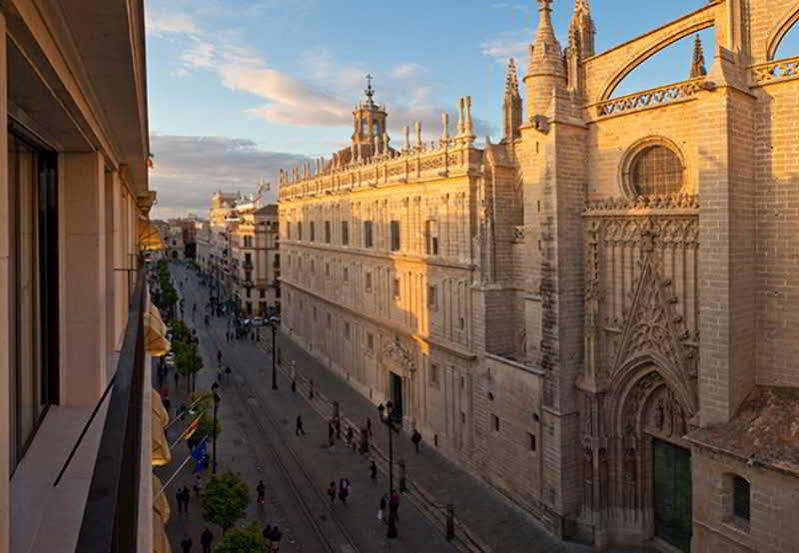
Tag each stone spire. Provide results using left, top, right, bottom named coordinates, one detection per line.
left=690, top=34, right=707, bottom=78
left=352, top=74, right=388, bottom=154
left=524, top=0, right=566, bottom=117
left=569, top=0, right=595, bottom=59
left=503, top=58, right=523, bottom=142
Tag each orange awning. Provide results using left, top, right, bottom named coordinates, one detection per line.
left=138, top=221, right=165, bottom=252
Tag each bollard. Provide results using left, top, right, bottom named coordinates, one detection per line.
left=446, top=503, right=455, bottom=541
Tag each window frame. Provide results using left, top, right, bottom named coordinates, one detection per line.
left=621, top=137, right=685, bottom=198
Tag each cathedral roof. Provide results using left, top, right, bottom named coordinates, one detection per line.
left=687, top=386, right=799, bottom=476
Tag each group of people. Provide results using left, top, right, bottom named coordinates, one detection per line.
left=327, top=478, right=353, bottom=505
left=174, top=485, right=192, bottom=514
left=180, top=527, right=215, bottom=553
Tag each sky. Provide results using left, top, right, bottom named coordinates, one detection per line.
left=146, top=0, right=799, bottom=220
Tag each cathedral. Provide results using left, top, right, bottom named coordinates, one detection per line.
left=278, top=1, right=799, bottom=551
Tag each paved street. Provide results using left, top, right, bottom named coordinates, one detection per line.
left=160, top=262, right=460, bottom=553
left=161, top=261, right=657, bottom=553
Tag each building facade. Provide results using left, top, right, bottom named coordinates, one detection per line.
left=230, top=204, right=280, bottom=316
left=0, top=1, right=170, bottom=552
left=279, top=1, right=799, bottom=552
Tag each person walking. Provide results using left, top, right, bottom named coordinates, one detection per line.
left=175, top=487, right=184, bottom=514
left=411, top=429, right=422, bottom=454
left=291, top=379, right=297, bottom=394
left=182, top=486, right=191, bottom=513
left=345, top=426, right=354, bottom=447
left=370, top=460, right=378, bottom=482
left=390, top=489, right=400, bottom=522
left=217, top=349, right=222, bottom=367
left=327, top=421, right=335, bottom=447
left=338, top=478, right=349, bottom=505
left=200, top=528, right=213, bottom=553
left=378, top=494, right=387, bottom=524
left=180, top=535, right=193, bottom=553
left=256, top=480, right=266, bottom=505
left=295, top=415, right=306, bottom=436
left=327, top=482, right=336, bottom=505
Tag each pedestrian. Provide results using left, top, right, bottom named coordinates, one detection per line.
left=327, top=482, right=336, bottom=505
left=175, top=487, right=184, bottom=514
left=291, top=379, right=297, bottom=394
left=182, top=486, right=191, bottom=512
left=335, top=418, right=342, bottom=439
left=225, top=366, right=232, bottom=380
left=200, top=528, right=213, bottom=553
left=296, top=415, right=306, bottom=436
left=180, top=535, right=193, bottom=553
left=366, top=417, right=372, bottom=437
left=217, top=349, right=222, bottom=366
left=309, top=379, right=314, bottom=399
left=174, top=371, right=180, bottom=389
left=217, top=370, right=223, bottom=385
left=338, top=478, right=349, bottom=505
left=411, top=429, right=422, bottom=454
left=256, top=480, right=266, bottom=505
left=399, top=459, right=407, bottom=493
left=345, top=425, right=354, bottom=447
left=379, top=494, right=387, bottom=524
left=370, top=460, right=377, bottom=481
left=328, top=421, right=335, bottom=446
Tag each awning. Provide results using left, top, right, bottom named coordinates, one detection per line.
left=144, top=297, right=170, bottom=357
left=151, top=413, right=172, bottom=467
left=151, top=388, right=169, bottom=428
left=153, top=512, right=172, bottom=553
left=138, top=220, right=165, bottom=252
left=152, top=475, right=171, bottom=524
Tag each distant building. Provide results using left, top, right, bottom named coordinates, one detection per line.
left=279, top=2, right=799, bottom=552
left=230, top=204, right=280, bottom=316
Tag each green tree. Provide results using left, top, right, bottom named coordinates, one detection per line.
left=175, top=341, right=203, bottom=393
left=201, top=473, right=250, bottom=533
left=214, top=523, right=267, bottom=553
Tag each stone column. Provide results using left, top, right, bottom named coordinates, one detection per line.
left=60, top=152, right=108, bottom=406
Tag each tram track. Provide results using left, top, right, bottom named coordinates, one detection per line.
left=178, top=265, right=362, bottom=553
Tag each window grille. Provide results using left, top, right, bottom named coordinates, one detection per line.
left=631, top=145, right=683, bottom=196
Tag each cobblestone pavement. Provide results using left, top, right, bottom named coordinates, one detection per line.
left=159, top=262, right=461, bottom=553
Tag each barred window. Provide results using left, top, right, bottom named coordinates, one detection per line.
left=630, top=145, right=683, bottom=196
left=733, top=476, right=750, bottom=522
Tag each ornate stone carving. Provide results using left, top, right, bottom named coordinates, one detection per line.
left=752, top=55, right=799, bottom=85
left=596, top=78, right=703, bottom=117
left=382, top=336, right=416, bottom=373
left=584, top=193, right=698, bottom=213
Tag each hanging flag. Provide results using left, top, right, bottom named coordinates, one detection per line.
left=194, top=453, right=209, bottom=474
left=182, top=414, right=203, bottom=441
left=191, top=438, right=207, bottom=461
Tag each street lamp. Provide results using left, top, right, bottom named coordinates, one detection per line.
left=269, top=316, right=280, bottom=390
left=378, top=401, right=400, bottom=539
left=212, top=391, right=221, bottom=473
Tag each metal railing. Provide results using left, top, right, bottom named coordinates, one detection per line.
left=75, top=269, right=147, bottom=553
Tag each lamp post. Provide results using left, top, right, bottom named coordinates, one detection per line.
left=378, top=401, right=400, bottom=539
left=212, top=391, right=221, bottom=473
left=269, top=316, right=280, bottom=390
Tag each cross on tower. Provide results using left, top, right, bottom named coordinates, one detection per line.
left=364, top=73, right=375, bottom=104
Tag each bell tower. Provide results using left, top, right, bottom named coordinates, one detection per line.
left=351, top=74, right=388, bottom=159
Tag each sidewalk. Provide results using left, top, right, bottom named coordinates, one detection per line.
left=266, top=330, right=655, bottom=553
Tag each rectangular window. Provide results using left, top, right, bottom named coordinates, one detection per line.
left=343, top=267, right=349, bottom=282
left=393, top=278, right=401, bottom=299
left=310, top=260, right=315, bottom=274
left=365, top=272, right=372, bottom=292
left=245, top=252, right=252, bottom=264
left=461, top=412, right=466, bottom=424
left=390, top=220, right=401, bottom=251
left=492, top=414, right=500, bottom=432
left=341, top=221, right=349, bottom=245
left=246, top=288, right=251, bottom=298
left=367, top=333, right=374, bottom=351
left=733, top=476, right=751, bottom=521
left=327, top=312, right=332, bottom=326
left=286, top=222, right=292, bottom=239
left=324, top=221, right=331, bottom=243
left=528, top=433, right=537, bottom=452
left=344, top=322, right=351, bottom=339
left=310, top=221, right=315, bottom=241
left=428, top=285, right=437, bottom=308
left=425, top=220, right=439, bottom=255
left=313, top=306, right=317, bottom=322
left=297, top=222, right=303, bottom=240
left=244, top=236, right=253, bottom=248
left=430, top=363, right=439, bottom=385
left=459, top=317, right=465, bottom=330
left=259, top=289, right=265, bottom=299
left=9, top=134, right=59, bottom=471
left=325, top=263, right=330, bottom=277
left=363, top=220, right=373, bottom=248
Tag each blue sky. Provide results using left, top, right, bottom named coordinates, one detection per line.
left=146, top=0, right=799, bottom=219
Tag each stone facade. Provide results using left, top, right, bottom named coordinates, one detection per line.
left=278, top=1, right=799, bottom=551
left=230, top=204, right=280, bottom=315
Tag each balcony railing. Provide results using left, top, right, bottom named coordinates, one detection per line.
left=75, top=269, right=146, bottom=553
left=751, top=55, right=799, bottom=86
left=594, top=77, right=705, bottom=118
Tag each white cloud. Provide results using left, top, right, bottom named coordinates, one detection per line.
left=145, top=9, right=201, bottom=36
left=481, top=30, right=530, bottom=62
left=149, top=134, right=309, bottom=219
left=391, top=63, right=428, bottom=80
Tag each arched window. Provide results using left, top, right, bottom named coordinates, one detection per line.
left=374, top=120, right=381, bottom=135
left=733, top=476, right=750, bottom=522
left=629, top=145, right=683, bottom=197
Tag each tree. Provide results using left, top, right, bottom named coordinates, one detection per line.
left=201, top=472, right=250, bottom=533
left=175, top=341, right=203, bottom=393
left=214, top=523, right=267, bottom=553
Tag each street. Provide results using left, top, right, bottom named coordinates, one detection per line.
left=161, top=262, right=461, bottom=553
